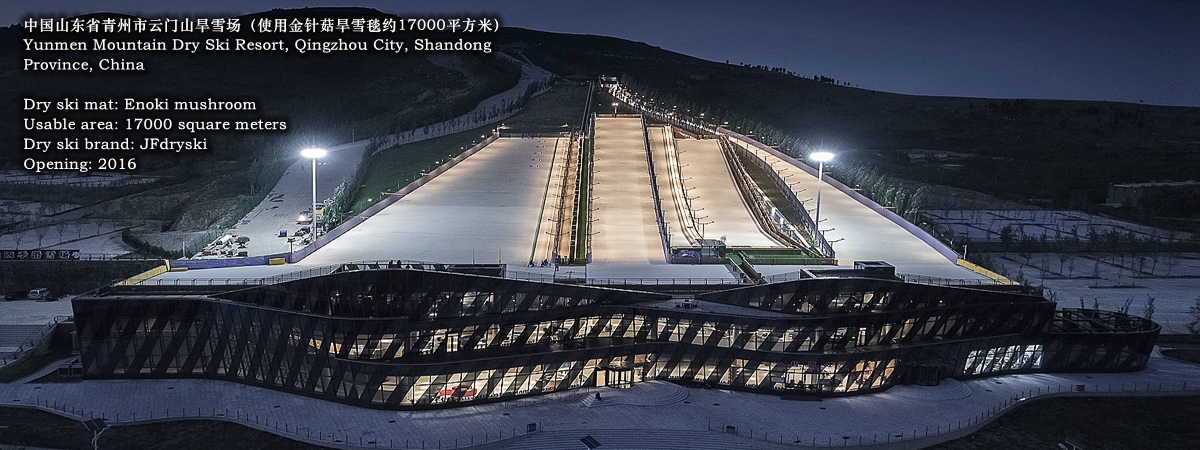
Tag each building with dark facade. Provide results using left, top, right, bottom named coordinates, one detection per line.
left=72, top=262, right=1159, bottom=410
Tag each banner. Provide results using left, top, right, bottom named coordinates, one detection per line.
left=0, top=249, right=81, bottom=260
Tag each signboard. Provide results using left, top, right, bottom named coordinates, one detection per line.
left=0, top=249, right=80, bottom=260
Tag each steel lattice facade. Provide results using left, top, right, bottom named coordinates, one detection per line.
left=73, top=267, right=1159, bottom=409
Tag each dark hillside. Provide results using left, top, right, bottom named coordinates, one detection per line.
left=501, top=28, right=1200, bottom=207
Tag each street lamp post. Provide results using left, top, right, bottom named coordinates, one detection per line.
left=301, top=148, right=327, bottom=236
left=810, top=151, right=835, bottom=230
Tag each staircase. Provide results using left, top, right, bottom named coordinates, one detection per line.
left=580, top=381, right=689, bottom=408
left=473, top=428, right=773, bottom=450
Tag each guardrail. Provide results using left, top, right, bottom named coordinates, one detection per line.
left=704, top=379, right=1200, bottom=448
left=13, top=397, right=541, bottom=450
left=169, top=253, right=290, bottom=270
left=639, top=115, right=673, bottom=263
left=16, top=373, right=1191, bottom=449
left=505, top=270, right=742, bottom=286
left=546, top=133, right=578, bottom=264
left=115, top=261, right=169, bottom=286
left=135, top=260, right=502, bottom=287
left=0, top=316, right=70, bottom=367
left=607, top=85, right=832, bottom=258
left=759, top=271, right=1003, bottom=287
left=719, top=137, right=811, bottom=251
left=898, top=273, right=1005, bottom=287
left=723, top=137, right=833, bottom=258
left=721, top=129, right=960, bottom=264
left=659, top=126, right=703, bottom=247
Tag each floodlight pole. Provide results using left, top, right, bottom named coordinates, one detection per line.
left=310, top=157, right=318, bottom=232
left=301, top=148, right=328, bottom=237
left=815, top=159, right=824, bottom=226
left=810, top=151, right=835, bottom=232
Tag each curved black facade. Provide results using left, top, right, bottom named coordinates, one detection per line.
left=73, top=266, right=1159, bottom=409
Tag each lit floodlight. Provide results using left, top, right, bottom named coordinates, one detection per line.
left=810, top=151, right=836, bottom=233
left=300, top=147, right=327, bottom=245
left=810, top=151, right=835, bottom=162
left=301, top=148, right=327, bottom=159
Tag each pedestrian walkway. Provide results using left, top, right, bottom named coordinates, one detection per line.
left=3, top=352, right=1199, bottom=449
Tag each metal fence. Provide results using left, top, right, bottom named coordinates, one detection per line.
left=15, top=398, right=542, bottom=450
left=0, top=316, right=70, bottom=367
left=14, top=379, right=1197, bottom=449
left=702, top=380, right=1200, bottom=448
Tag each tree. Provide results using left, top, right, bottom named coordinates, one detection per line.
left=1118, top=297, right=1134, bottom=315
left=1185, top=296, right=1200, bottom=342
left=1143, top=295, right=1156, bottom=321
left=54, top=222, right=69, bottom=245
left=1163, top=253, right=1180, bottom=276
left=999, top=225, right=1014, bottom=250
left=34, top=225, right=48, bottom=248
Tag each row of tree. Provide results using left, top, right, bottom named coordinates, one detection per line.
left=618, top=78, right=925, bottom=224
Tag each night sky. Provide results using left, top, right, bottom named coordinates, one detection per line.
left=8, top=0, right=1199, bottom=107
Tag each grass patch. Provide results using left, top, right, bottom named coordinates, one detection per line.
left=0, top=408, right=93, bottom=450
left=734, top=151, right=821, bottom=257
left=568, top=138, right=593, bottom=264
left=929, top=395, right=1200, bottom=450
left=501, top=81, right=591, bottom=131
left=0, top=408, right=335, bottom=450
left=1161, top=346, right=1200, bottom=364
left=352, top=81, right=591, bottom=216
left=353, top=124, right=496, bottom=213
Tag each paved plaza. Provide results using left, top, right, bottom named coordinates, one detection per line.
left=4, top=351, right=1199, bottom=449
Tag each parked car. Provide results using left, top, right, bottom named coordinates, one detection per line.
left=4, top=291, right=26, bottom=301
left=437, top=384, right=477, bottom=401
left=28, top=288, right=52, bottom=301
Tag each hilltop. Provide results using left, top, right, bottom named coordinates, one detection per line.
left=499, top=28, right=1200, bottom=210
